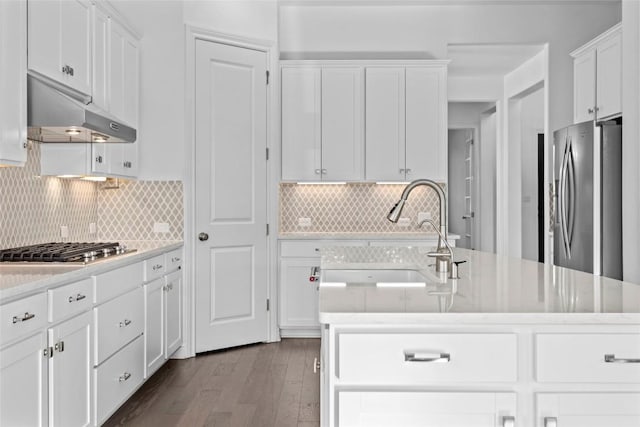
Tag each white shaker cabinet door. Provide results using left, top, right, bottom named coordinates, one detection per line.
left=279, top=257, right=320, bottom=333
left=573, top=49, right=596, bottom=124
left=0, top=332, right=48, bottom=427
left=282, top=67, right=321, bottom=181
left=339, top=391, right=516, bottom=427
left=164, top=271, right=183, bottom=358
left=144, top=278, right=164, bottom=378
left=110, top=19, right=140, bottom=127
left=596, top=31, right=622, bottom=120
left=537, top=393, right=640, bottom=427
left=321, top=67, right=364, bottom=181
left=0, top=0, right=27, bottom=166
left=405, top=67, right=447, bottom=182
left=48, top=311, right=93, bottom=427
left=365, top=67, right=406, bottom=182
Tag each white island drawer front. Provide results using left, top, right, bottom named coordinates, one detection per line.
left=337, top=333, right=517, bottom=383
left=94, top=261, right=143, bottom=304
left=536, top=333, right=640, bottom=383
left=48, top=277, right=93, bottom=322
left=339, top=391, right=516, bottom=427
left=144, top=254, right=166, bottom=282
left=94, top=335, right=144, bottom=426
left=0, top=293, right=47, bottom=346
left=280, top=240, right=365, bottom=258
left=95, top=287, right=144, bottom=365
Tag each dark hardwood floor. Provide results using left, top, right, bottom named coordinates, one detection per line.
left=103, top=338, right=321, bottom=427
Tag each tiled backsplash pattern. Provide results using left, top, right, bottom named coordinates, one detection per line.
left=0, top=143, right=98, bottom=249
left=0, top=143, right=183, bottom=249
left=98, top=180, right=183, bottom=241
left=279, top=183, right=445, bottom=234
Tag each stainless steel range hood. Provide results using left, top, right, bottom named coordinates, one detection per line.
left=27, top=75, right=136, bottom=143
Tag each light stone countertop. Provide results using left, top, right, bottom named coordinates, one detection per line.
left=0, top=240, right=183, bottom=304
left=279, top=232, right=462, bottom=241
left=319, top=246, right=640, bottom=324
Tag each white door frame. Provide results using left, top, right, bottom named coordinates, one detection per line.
left=183, top=25, right=278, bottom=358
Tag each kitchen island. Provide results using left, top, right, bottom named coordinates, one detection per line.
left=318, top=246, right=640, bottom=427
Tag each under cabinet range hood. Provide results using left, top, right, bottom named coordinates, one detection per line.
left=27, top=75, right=136, bottom=143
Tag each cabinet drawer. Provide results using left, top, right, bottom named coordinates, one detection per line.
left=165, top=248, right=183, bottom=272
left=339, top=391, right=516, bottom=427
left=94, top=335, right=144, bottom=426
left=48, top=278, right=93, bottom=322
left=144, top=254, right=166, bottom=282
left=94, top=287, right=143, bottom=365
left=94, top=262, right=143, bottom=304
left=337, top=333, right=517, bottom=383
left=0, top=293, right=47, bottom=346
left=280, top=240, right=365, bottom=258
left=536, top=333, right=640, bottom=383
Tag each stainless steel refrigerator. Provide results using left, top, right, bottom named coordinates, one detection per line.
left=553, top=120, right=622, bottom=279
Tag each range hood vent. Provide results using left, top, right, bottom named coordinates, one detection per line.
left=27, top=74, right=136, bottom=143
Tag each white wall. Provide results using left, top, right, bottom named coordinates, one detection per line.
left=622, top=0, right=640, bottom=284
left=480, top=109, right=497, bottom=253
left=279, top=3, right=620, bottom=135
left=111, top=0, right=185, bottom=181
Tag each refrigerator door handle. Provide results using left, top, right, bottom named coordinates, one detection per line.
left=559, top=137, right=571, bottom=259
left=567, top=138, right=577, bottom=250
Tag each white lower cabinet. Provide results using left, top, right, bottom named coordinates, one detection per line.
left=94, top=336, right=144, bottom=426
left=279, top=257, right=321, bottom=335
left=164, top=270, right=182, bottom=358
left=48, top=311, right=92, bottom=427
left=0, top=331, right=48, bottom=427
left=144, top=278, right=164, bottom=377
left=536, top=393, right=640, bottom=427
left=339, top=391, right=516, bottom=427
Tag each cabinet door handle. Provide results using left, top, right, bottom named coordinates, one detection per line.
left=605, top=354, right=640, bottom=363
left=588, top=107, right=594, bottom=114
left=403, top=351, right=450, bottom=363
left=68, top=293, right=86, bottom=303
left=544, top=417, right=557, bottom=427
left=313, top=357, right=320, bottom=374
left=399, top=168, right=405, bottom=174
left=12, top=312, right=35, bottom=323
left=119, top=319, right=132, bottom=327
left=502, top=416, right=515, bottom=427
left=171, top=257, right=181, bottom=262
left=119, top=372, right=132, bottom=382
left=95, top=155, right=103, bottom=164
left=152, top=264, right=163, bottom=271
left=405, top=168, right=412, bottom=175
left=54, top=341, right=65, bottom=353
left=314, top=169, right=321, bottom=175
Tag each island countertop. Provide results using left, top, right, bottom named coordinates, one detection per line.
left=318, top=246, right=640, bottom=324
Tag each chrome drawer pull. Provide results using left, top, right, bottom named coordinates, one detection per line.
left=12, top=312, right=35, bottom=323
left=544, top=417, right=557, bottom=427
left=119, top=319, right=132, bottom=328
left=68, top=293, right=86, bottom=303
left=605, top=354, right=640, bottom=363
left=119, top=372, right=131, bottom=382
left=152, top=264, right=163, bottom=271
left=404, top=351, right=450, bottom=363
left=171, top=257, right=181, bottom=262
left=502, top=416, right=515, bottom=427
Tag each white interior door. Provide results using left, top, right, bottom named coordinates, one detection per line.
left=194, top=39, right=268, bottom=353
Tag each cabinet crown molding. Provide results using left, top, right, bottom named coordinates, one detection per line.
left=570, top=22, right=621, bottom=58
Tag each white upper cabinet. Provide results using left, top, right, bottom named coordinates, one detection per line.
left=321, top=68, right=364, bottom=181
left=0, top=0, right=28, bottom=166
left=93, top=3, right=140, bottom=127
left=365, top=63, right=448, bottom=182
left=282, top=67, right=321, bottom=181
left=281, top=64, right=364, bottom=182
left=28, top=0, right=92, bottom=95
left=572, top=23, right=621, bottom=123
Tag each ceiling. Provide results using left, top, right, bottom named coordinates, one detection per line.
left=447, top=44, right=545, bottom=77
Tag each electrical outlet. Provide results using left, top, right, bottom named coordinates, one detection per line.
left=60, top=226, right=69, bottom=239
left=417, top=212, right=431, bottom=224
left=153, top=222, right=170, bottom=233
left=89, top=223, right=97, bottom=235
left=298, top=217, right=312, bottom=227
left=397, top=217, right=410, bottom=227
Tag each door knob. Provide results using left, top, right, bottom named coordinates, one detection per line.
left=198, top=232, right=209, bottom=241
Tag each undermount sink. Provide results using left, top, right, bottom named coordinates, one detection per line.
left=321, top=268, right=436, bottom=286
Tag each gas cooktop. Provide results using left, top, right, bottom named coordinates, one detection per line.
left=0, top=242, right=136, bottom=265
